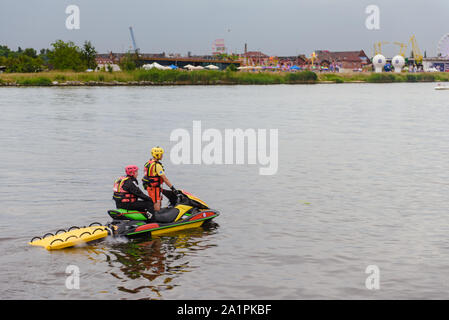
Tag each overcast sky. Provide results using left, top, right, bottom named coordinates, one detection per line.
left=1, top=0, right=448, bottom=58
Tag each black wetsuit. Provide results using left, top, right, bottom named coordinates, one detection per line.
left=114, top=176, right=155, bottom=214
left=162, top=189, right=178, bottom=207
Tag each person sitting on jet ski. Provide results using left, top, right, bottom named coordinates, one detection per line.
left=142, top=146, right=179, bottom=212
left=113, top=165, right=154, bottom=217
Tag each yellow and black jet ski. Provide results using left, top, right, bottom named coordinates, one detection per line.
left=28, top=190, right=219, bottom=250
left=107, top=190, right=219, bottom=238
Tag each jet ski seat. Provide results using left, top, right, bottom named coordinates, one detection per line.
left=154, top=207, right=180, bottom=223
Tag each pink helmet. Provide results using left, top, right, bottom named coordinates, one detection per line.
left=125, top=165, right=139, bottom=176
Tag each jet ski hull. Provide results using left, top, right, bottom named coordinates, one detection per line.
left=108, top=209, right=219, bottom=238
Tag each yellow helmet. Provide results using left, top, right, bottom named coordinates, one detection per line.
left=151, top=146, right=164, bottom=160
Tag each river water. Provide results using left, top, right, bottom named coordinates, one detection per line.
left=1, top=83, right=449, bottom=299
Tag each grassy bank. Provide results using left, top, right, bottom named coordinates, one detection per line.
left=1, top=70, right=449, bottom=86
left=0, top=69, right=318, bottom=86
left=317, top=72, right=449, bottom=83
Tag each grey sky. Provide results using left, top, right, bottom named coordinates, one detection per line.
left=1, top=0, right=448, bottom=58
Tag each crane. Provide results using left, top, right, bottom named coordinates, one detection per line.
left=310, top=51, right=317, bottom=66
left=393, top=41, right=408, bottom=57
left=129, top=26, right=140, bottom=55
left=373, top=41, right=389, bottom=56
left=409, top=35, right=423, bottom=64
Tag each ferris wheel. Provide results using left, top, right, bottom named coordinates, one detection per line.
left=437, top=33, right=449, bottom=58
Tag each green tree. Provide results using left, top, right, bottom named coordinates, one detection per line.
left=48, top=40, right=86, bottom=71
left=0, top=45, right=12, bottom=57
left=0, top=45, right=43, bottom=72
left=39, top=48, right=51, bottom=65
left=0, top=56, right=7, bottom=67
left=119, top=52, right=137, bottom=71
left=81, top=41, right=97, bottom=70
left=225, top=63, right=237, bottom=72
left=4, top=55, right=43, bottom=73
left=23, top=48, right=37, bottom=58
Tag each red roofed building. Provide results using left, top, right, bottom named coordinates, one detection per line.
left=95, top=57, right=115, bottom=65
left=315, top=50, right=370, bottom=72
left=241, top=51, right=270, bottom=66
left=278, top=55, right=308, bottom=68
left=95, top=52, right=122, bottom=72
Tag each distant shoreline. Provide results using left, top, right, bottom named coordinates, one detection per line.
left=1, top=70, right=448, bottom=86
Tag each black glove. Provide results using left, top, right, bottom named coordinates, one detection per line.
left=171, top=186, right=182, bottom=195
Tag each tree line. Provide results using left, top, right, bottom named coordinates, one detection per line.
left=0, top=40, right=97, bottom=73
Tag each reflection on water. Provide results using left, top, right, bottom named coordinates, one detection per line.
left=31, top=222, right=220, bottom=299
left=4, top=84, right=449, bottom=299
left=102, top=222, right=219, bottom=299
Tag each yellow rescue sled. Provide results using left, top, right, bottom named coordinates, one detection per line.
left=29, top=223, right=110, bottom=250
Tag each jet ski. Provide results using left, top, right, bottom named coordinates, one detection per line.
left=28, top=190, right=219, bottom=250
left=106, top=190, right=219, bottom=238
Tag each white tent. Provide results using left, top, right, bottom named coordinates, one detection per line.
left=142, top=63, right=153, bottom=70
left=205, top=65, right=219, bottom=70
left=238, top=66, right=262, bottom=70
left=184, top=65, right=204, bottom=70
left=142, top=62, right=171, bottom=70
left=154, top=62, right=172, bottom=70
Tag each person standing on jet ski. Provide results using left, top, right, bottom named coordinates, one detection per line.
left=142, top=146, right=179, bottom=212
left=113, top=165, right=154, bottom=216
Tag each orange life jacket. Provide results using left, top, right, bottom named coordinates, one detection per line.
left=113, top=176, right=137, bottom=203
left=142, top=159, right=164, bottom=188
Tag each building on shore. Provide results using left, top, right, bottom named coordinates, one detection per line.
left=95, top=55, right=121, bottom=71
left=238, top=51, right=309, bottom=68
left=240, top=51, right=270, bottom=66
left=94, top=49, right=374, bottom=72
left=96, top=52, right=124, bottom=64
left=422, top=57, right=449, bottom=72
left=314, top=50, right=371, bottom=72
left=95, top=51, right=241, bottom=70
left=138, top=55, right=240, bottom=70
left=277, top=55, right=308, bottom=68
